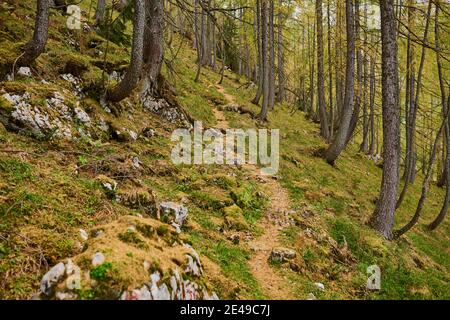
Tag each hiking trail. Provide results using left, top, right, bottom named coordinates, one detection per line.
left=214, top=83, right=294, bottom=299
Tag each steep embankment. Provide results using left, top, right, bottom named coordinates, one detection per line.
left=0, top=1, right=449, bottom=300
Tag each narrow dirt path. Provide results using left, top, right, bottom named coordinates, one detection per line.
left=214, top=84, right=293, bottom=299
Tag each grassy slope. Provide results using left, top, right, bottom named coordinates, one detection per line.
left=0, top=1, right=448, bottom=299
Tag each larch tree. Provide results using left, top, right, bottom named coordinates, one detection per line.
left=428, top=1, right=449, bottom=231
left=277, top=0, right=285, bottom=103
left=107, top=0, right=146, bottom=102
left=369, top=0, right=400, bottom=240
left=95, top=0, right=106, bottom=25
left=325, top=0, right=355, bottom=165
left=19, top=0, right=50, bottom=66
left=141, top=0, right=165, bottom=97
left=316, top=0, right=330, bottom=140
left=258, top=0, right=270, bottom=121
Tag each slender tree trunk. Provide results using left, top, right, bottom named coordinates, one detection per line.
left=194, top=0, right=202, bottom=82
left=210, top=1, right=216, bottom=70
left=335, top=0, right=344, bottom=121
left=268, top=0, right=276, bottom=109
left=395, top=101, right=450, bottom=237
left=193, top=0, right=198, bottom=49
left=368, top=52, right=376, bottom=155
left=95, top=0, right=106, bottom=25
left=108, top=0, right=145, bottom=102
left=429, top=91, right=450, bottom=230
left=428, top=2, right=449, bottom=231
left=369, top=0, right=400, bottom=240
left=277, top=0, right=285, bottom=103
left=360, top=4, right=369, bottom=152
left=397, top=1, right=432, bottom=208
left=346, top=0, right=362, bottom=144
left=309, top=20, right=316, bottom=119
left=325, top=0, right=355, bottom=165
left=316, top=0, right=330, bottom=140
left=252, top=0, right=263, bottom=105
left=19, top=0, right=50, bottom=66
left=327, top=0, right=334, bottom=139
left=218, top=38, right=225, bottom=85
left=258, top=0, right=270, bottom=121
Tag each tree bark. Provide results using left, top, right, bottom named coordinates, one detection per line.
left=95, top=0, right=106, bottom=25
left=268, top=0, right=276, bottom=109
left=316, top=0, right=330, bottom=140
left=141, top=0, right=164, bottom=97
left=19, top=0, right=50, bottom=66
left=252, top=0, right=263, bottom=105
left=428, top=2, right=449, bottom=231
left=277, top=0, right=285, bottom=103
left=346, top=0, right=362, bottom=144
left=309, top=19, right=316, bottom=119
left=327, top=0, right=334, bottom=139
left=193, top=0, right=198, bottom=49
left=359, top=4, right=369, bottom=152
left=395, top=98, right=450, bottom=237
left=368, top=51, right=376, bottom=155
left=325, top=0, right=355, bottom=165
left=258, top=0, right=270, bottom=121
left=369, top=0, right=400, bottom=240
left=335, top=0, right=344, bottom=121
left=107, top=0, right=145, bottom=102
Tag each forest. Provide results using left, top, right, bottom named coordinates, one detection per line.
left=0, top=0, right=449, bottom=300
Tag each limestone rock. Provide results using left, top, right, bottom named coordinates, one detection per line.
left=17, top=67, right=32, bottom=77
left=160, top=202, right=188, bottom=228
left=314, top=282, right=325, bottom=291
left=269, top=247, right=296, bottom=263
left=40, top=262, right=66, bottom=296
left=91, top=252, right=105, bottom=266
left=79, top=229, right=88, bottom=242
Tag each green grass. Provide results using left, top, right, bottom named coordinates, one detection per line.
left=0, top=159, right=33, bottom=182
left=188, top=231, right=264, bottom=299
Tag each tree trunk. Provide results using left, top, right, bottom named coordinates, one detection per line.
left=428, top=2, right=449, bottom=231
left=252, top=0, right=263, bottom=105
left=95, top=0, right=106, bottom=25
left=20, top=0, right=50, bottom=66
left=141, top=0, right=164, bottom=97
left=309, top=20, right=316, bottom=119
left=327, top=0, right=334, bottom=139
left=210, top=0, right=216, bottom=69
left=335, top=0, right=344, bottom=121
left=193, top=0, right=198, bottom=49
left=258, top=0, right=270, bottom=121
left=346, top=0, right=362, bottom=144
left=395, top=100, right=450, bottom=237
left=325, top=0, right=355, bottom=165
left=369, top=0, right=400, bottom=240
left=368, top=51, right=376, bottom=155
left=268, top=0, right=276, bottom=109
left=277, top=0, right=285, bottom=103
left=359, top=4, right=369, bottom=152
left=194, top=0, right=202, bottom=82
left=316, top=0, right=330, bottom=140
left=107, top=0, right=145, bottom=102
left=396, top=0, right=419, bottom=208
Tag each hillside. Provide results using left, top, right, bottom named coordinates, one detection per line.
left=0, top=1, right=449, bottom=300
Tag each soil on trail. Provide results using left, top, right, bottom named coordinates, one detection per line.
left=213, top=84, right=294, bottom=299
